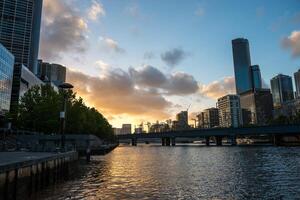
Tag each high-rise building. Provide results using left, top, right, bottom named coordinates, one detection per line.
left=0, top=0, right=43, bottom=74
left=0, top=43, right=14, bottom=116
left=294, top=69, right=300, bottom=99
left=121, top=124, right=132, bottom=134
left=232, top=38, right=252, bottom=95
left=240, top=89, right=273, bottom=125
left=270, top=74, right=294, bottom=107
left=176, top=111, right=189, bottom=129
left=38, top=60, right=67, bottom=86
left=250, top=65, right=262, bottom=90
left=10, top=64, right=44, bottom=115
left=217, top=95, right=243, bottom=128
left=197, top=108, right=219, bottom=128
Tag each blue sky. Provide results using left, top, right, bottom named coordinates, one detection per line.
left=40, top=0, right=300, bottom=127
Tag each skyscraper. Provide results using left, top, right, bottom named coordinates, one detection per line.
left=0, top=43, right=14, bottom=116
left=270, top=74, right=294, bottom=107
left=250, top=65, right=262, bottom=90
left=217, top=95, right=243, bottom=128
left=232, top=38, right=252, bottom=94
left=38, top=60, right=67, bottom=86
left=294, top=69, right=300, bottom=99
left=0, top=0, right=43, bottom=74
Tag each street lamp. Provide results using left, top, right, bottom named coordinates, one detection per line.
left=58, top=82, right=74, bottom=151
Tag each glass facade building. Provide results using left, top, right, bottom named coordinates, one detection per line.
left=37, top=60, right=67, bottom=87
left=250, top=65, right=262, bottom=90
left=294, top=69, right=300, bottom=99
left=0, top=43, right=14, bottom=115
left=270, top=74, right=294, bottom=107
left=0, top=0, right=43, bottom=74
left=10, top=64, right=44, bottom=114
left=232, top=38, right=252, bottom=95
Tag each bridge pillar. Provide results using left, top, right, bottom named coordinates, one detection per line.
left=205, top=136, right=210, bottom=146
left=161, top=138, right=166, bottom=146
left=131, top=138, right=137, bottom=146
left=230, top=135, right=237, bottom=146
left=215, top=136, right=222, bottom=146
left=272, top=135, right=281, bottom=146
left=171, top=138, right=176, bottom=146
left=166, top=137, right=171, bottom=146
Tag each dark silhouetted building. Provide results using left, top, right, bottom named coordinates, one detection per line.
left=240, top=89, right=273, bottom=125
left=250, top=65, right=262, bottom=90
left=232, top=38, right=252, bottom=94
left=0, top=0, right=43, bottom=74
left=270, top=74, right=294, bottom=107
left=217, top=94, right=243, bottom=128
left=197, top=108, right=219, bottom=128
left=38, top=60, right=66, bottom=86
left=294, top=69, right=300, bottom=99
left=176, top=111, right=189, bottom=129
left=121, top=124, right=132, bottom=134
left=0, top=43, right=14, bottom=116
left=10, top=64, right=44, bottom=115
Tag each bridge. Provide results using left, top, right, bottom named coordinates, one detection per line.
left=117, top=125, right=300, bottom=146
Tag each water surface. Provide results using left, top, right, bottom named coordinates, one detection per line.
left=38, top=145, right=300, bottom=199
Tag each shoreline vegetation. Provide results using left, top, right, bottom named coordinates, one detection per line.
left=6, top=84, right=116, bottom=143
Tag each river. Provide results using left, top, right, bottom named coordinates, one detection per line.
left=38, top=145, right=300, bottom=199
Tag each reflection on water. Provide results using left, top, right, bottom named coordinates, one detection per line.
left=38, top=145, right=300, bottom=199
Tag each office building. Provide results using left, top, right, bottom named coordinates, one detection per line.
left=217, top=95, right=243, bottom=128
left=294, top=69, right=300, bottom=99
left=270, top=74, right=294, bottom=107
left=113, top=128, right=122, bottom=135
left=273, top=99, right=300, bottom=118
left=240, top=89, right=273, bottom=125
left=232, top=38, right=252, bottom=94
left=0, top=0, right=43, bottom=74
left=121, top=124, right=132, bottom=134
left=0, top=43, right=14, bottom=116
left=197, top=108, right=219, bottom=128
left=176, top=111, right=189, bottom=129
left=10, top=64, right=44, bottom=114
left=250, top=65, right=262, bottom=90
left=38, top=60, right=67, bottom=86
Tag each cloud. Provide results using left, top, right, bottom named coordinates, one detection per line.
left=40, top=0, right=88, bottom=60
left=98, top=36, right=125, bottom=53
left=165, top=72, right=199, bottom=95
left=281, top=30, right=300, bottom=58
left=87, top=0, right=105, bottom=21
left=199, top=76, right=236, bottom=99
left=67, top=68, right=172, bottom=119
left=95, top=60, right=110, bottom=70
left=161, top=48, right=188, bottom=67
left=129, top=65, right=167, bottom=88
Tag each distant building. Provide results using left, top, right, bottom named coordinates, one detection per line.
left=176, top=111, right=189, bottom=129
left=294, top=69, right=300, bottom=99
left=217, top=94, right=243, bottom=128
left=240, top=89, right=274, bottom=125
left=250, top=65, right=262, bottom=90
left=10, top=64, right=44, bottom=114
left=134, top=127, right=143, bottom=134
left=273, top=99, right=300, bottom=118
left=197, top=108, right=219, bottom=128
left=0, top=43, right=14, bottom=116
left=113, top=128, right=122, bottom=135
left=232, top=38, right=252, bottom=95
left=149, top=122, right=170, bottom=133
left=121, top=124, right=132, bottom=134
left=270, top=74, right=294, bottom=107
left=38, top=60, right=67, bottom=86
left=0, top=0, right=43, bottom=74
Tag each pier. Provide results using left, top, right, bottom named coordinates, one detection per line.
left=0, top=151, right=78, bottom=200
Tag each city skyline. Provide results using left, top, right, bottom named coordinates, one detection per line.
left=38, top=0, right=300, bottom=127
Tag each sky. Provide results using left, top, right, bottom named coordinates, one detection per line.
left=39, top=0, right=300, bottom=128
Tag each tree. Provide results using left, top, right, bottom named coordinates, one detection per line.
left=14, top=85, right=115, bottom=141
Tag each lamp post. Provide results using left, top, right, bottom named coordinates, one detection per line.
left=58, top=82, right=74, bottom=151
